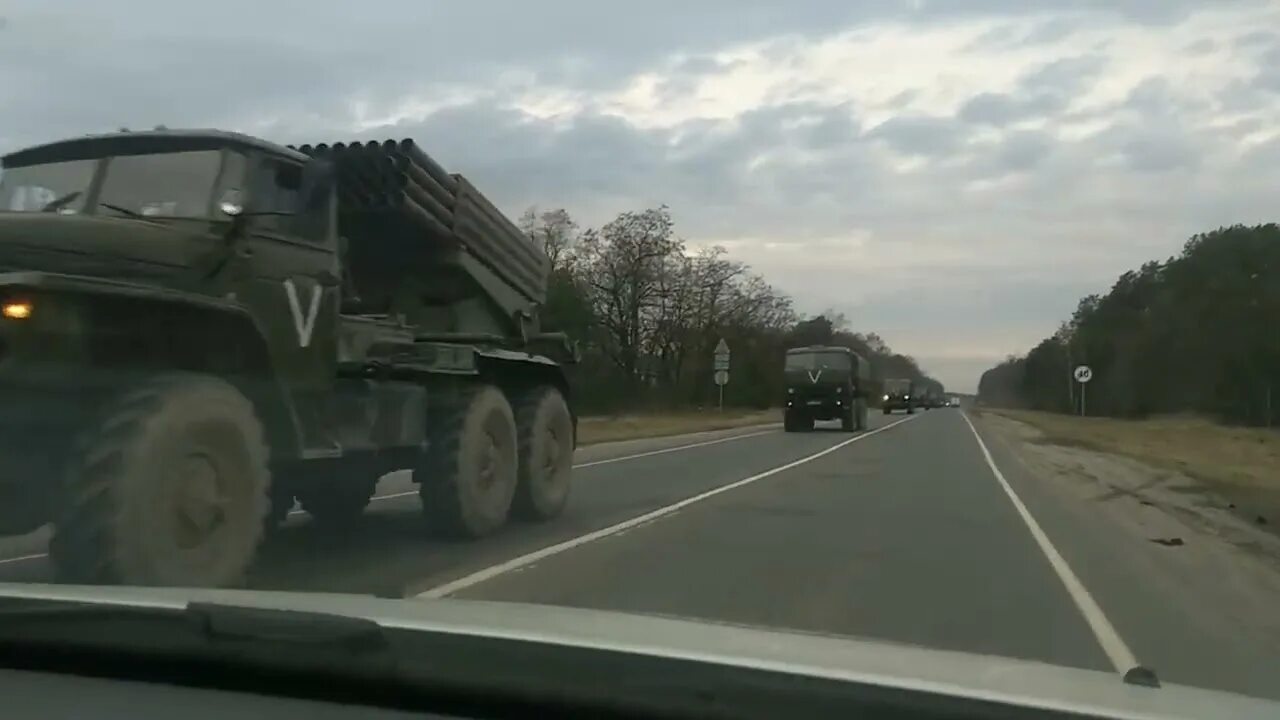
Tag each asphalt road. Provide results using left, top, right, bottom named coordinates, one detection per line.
left=0, top=408, right=1275, bottom=699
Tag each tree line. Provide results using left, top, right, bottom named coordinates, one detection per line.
left=978, top=224, right=1280, bottom=427
left=521, top=206, right=942, bottom=414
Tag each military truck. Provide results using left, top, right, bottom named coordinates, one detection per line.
left=882, top=378, right=915, bottom=414
left=0, top=129, right=576, bottom=587
left=782, top=346, right=869, bottom=432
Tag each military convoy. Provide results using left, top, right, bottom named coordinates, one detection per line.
left=782, top=346, right=869, bottom=432
left=0, top=129, right=575, bottom=587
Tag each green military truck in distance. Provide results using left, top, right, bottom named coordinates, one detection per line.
left=0, top=129, right=576, bottom=587
left=782, top=345, right=869, bottom=433
left=882, top=378, right=915, bottom=414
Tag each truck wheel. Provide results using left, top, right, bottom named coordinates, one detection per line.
left=907, top=406, right=915, bottom=415
left=841, top=408, right=855, bottom=432
left=417, top=385, right=517, bottom=538
left=511, top=386, right=573, bottom=521
left=783, top=411, right=798, bottom=432
left=50, top=374, right=269, bottom=587
left=856, top=400, right=868, bottom=431
left=295, top=470, right=379, bottom=528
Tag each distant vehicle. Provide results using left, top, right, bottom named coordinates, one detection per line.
left=949, top=396, right=961, bottom=407
left=882, top=378, right=915, bottom=414
left=783, top=345, right=869, bottom=432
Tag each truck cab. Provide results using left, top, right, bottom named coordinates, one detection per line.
left=882, top=378, right=915, bottom=414
left=783, top=345, right=869, bottom=432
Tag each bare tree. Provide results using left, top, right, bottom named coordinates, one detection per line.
left=578, top=206, right=682, bottom=381
left=519, top=207, right=579, bottom=272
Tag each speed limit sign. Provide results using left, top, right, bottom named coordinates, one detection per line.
left=1073, top=365, right=1093, bottom=383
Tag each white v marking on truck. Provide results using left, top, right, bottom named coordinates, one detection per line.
left=283, top=279, right=322, bottom=348
left=807, top=369, right=822, bottom=383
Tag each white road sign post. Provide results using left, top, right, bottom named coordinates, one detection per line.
left=1073, top=364, right=1092, bottom=416
left=713, top=339, right=730, bottom=411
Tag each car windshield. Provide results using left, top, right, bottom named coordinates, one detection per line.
left=785, top=351, right=850, bottom=371
left=0, top=159, right=97, bottom=213
left=1, top=2, right=1278, bottom=713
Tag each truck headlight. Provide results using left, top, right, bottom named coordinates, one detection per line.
left=1, top=301, right=33, bottom=320
left=882, top=394, right=889, bottom=401
left=787, top=387, right=795, bottom=394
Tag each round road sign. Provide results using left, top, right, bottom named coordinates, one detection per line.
left=714, top=370, right=729, bottom=386
left=1073, top=365, right=1093, bottom=383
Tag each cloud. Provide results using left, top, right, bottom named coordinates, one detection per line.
left=868, top=115, right=967, bottom=157
left=2, top=0, right=1279, bottom=392
left=957, top=53, right=1108, bottom=126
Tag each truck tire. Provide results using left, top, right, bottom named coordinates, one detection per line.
left=511, top=386, right=573, bottom=521
left=784, top=411, right=798, bottom=432
left=49, top=373, right=270, bottom=587
left=417, top=385, right=518, bottom=538
left=907, top=406, right=915, bottom=415
left=856, top=399, right=868, bottom=431
left=295, top=469, right=379, bottom=528
left=841, top=407, right=855, bottom=432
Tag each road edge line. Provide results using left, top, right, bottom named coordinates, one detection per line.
left=415, top=414, right=919, bottom=599
left=960, top=411, right=1139, bottom=674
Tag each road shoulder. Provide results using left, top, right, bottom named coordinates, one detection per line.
left=969, top=410, right=1280, bottom=700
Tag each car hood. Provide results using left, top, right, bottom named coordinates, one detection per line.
left=0, top=582, right=1273, bottom=719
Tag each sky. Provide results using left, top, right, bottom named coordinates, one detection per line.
left=3, top=1, right=1278, bottom=392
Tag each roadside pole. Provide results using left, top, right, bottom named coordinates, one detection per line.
left=1074, top=365, right=1092, bottom=416
left=714, top=338, right=730, bottom=413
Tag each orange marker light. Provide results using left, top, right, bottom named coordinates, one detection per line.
left=1, top=302, right=33, bottom=320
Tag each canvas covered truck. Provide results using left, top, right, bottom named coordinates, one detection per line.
left=782, top=345, right=869, bottom=432
left=0, top=129, right=576, bottom=587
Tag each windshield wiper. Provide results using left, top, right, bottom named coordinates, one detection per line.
left=0, top=599, right=392, bottom=670
left=41, top=191, right=82, bottom=212
left=98, top=202, right=145, bottom=219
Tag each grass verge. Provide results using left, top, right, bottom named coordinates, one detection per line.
left=978, top=408, right=1280, bottom=523
left=577, top=409, right=778, bottom=446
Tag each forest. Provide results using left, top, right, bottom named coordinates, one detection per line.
left=978, top=224, right=1280, bottom=427
left=520, top=206, right=943, bottom=414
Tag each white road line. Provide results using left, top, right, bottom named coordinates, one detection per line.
left=0, top=427, right=780, bottom=566
left=416, top=415, right=919, bottom=599
left=0, top=552, right=48, bottom=567
left=959, top=412, right=1139, bottom=674
left=572, top=427, right=778, bottom=469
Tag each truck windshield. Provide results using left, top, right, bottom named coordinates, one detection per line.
left=785, top=352, right=850, bottom=371
left=96, top=150, right=225, bottom=219
left=0, top=158, right=97, bottom=214
left=885, top=379, right=912, bottom=393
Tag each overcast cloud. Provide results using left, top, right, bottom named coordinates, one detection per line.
left=3, top=0, right=1278, bottom=391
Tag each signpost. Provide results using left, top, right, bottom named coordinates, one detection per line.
left=713, top=339, right=730, bottom=411
left=1073, top=364, right=1092, bottom=416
